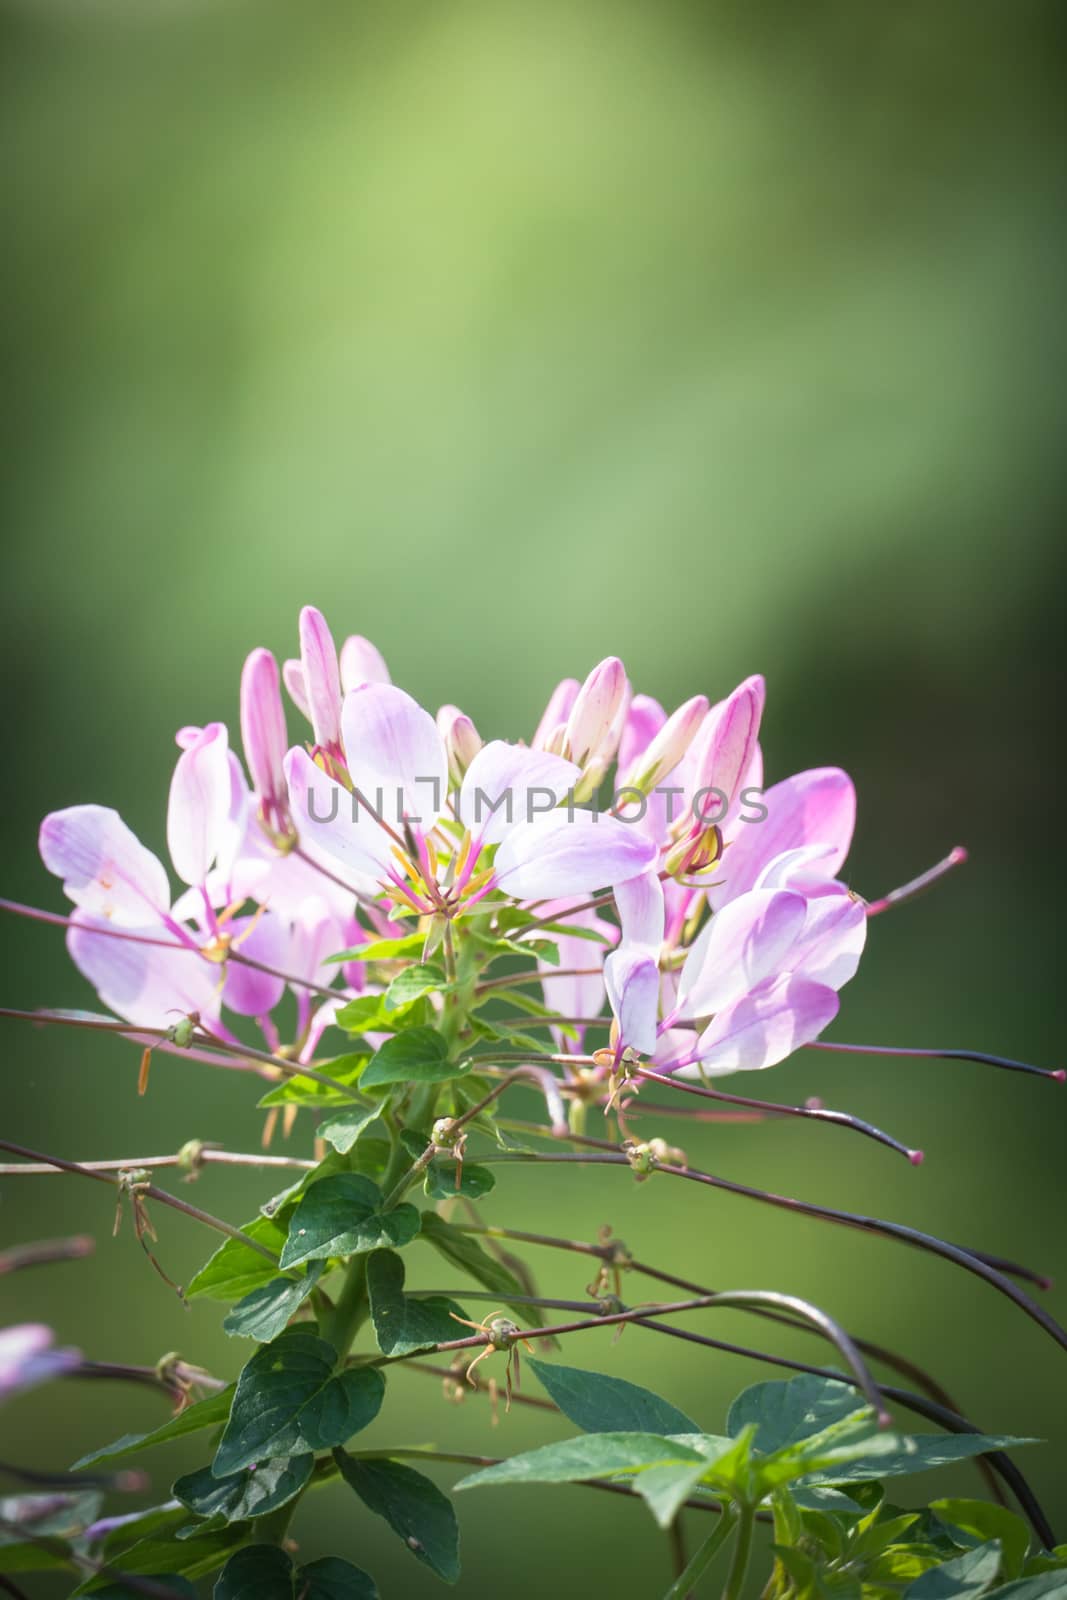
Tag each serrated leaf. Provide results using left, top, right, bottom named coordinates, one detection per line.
left=300, top=1555, right=379, bottom=1599
left=418, top=1212, right=542, bottom=1327
left=906, top=1542, right=1003, bottom=1600
left=72, top=1389, right=234, bottom=1469
left=318, top=1105, right=381, bottom=1154
left=186, top=1214, right=288, bottom=1301
left=366, top=1249, right=468, bottom=1356
left=333, top=1452, right=460, bottom=1583
left=214, top=1544, right=295, bottom=1599
left=213, top=1329, right=385, bottom=1475
left=527, top=1358, right=698, bottom=1436
left=223, top=1263, right=325, bottom=1341
left=279, top=1173, right=421, bottom=1269
left=360, top=1027, right=458, bottom=1088
left=385, top=963, right=447, bottom=1009
left=423, top=1159, right=496, bottom=1200
left=174, top=1455, right=313, bottom=1523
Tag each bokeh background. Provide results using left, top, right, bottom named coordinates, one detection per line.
left=2, top=1, right=1065, bottom=1595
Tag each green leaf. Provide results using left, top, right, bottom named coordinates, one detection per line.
left=360, top=1027, right=458, bottom=1088
left=418, top=1212, right=542, bottom=1326
left=333, top=1451, right=461, bottom=1584
left=528, top=1358, right=699, bottom=1435
left=329, top=933, right=426, bottom=964
left=366, top=1248, right=468, bottom=1356
left=990, top=1578, right=1067, bottom=1600
left=932, top=1499, right=1030, bottom=1580
left=423, top=1159, right=496, bottom=1200
left=905, top=1542, right=1003, bottom=1600
left=385, top=962, right=447, bottom=1009
left=72, top=1389, right=234, bottom=1469
left=174, top=1455, right=313, bottom=1523
left=213, top=1329, right=385, bottom=1474
left=258, top=1053, right=370, bottom=1108
left=300, top=1555, right=380, bottom=1599
left=805, top=1432, right=1040, bottom=1486
left=279, top=1173, right=421, bottom=1269
left=454, top=1432, right=705, bottom=1489
left=223, top=1263, right=325, bottom=1341
left=318, top=1105, right=382, bottom=1154
left=727, top=1375, right=862, bottom=1454
left=186, top=1214, right=288, bottom=1301
left=214, top=1544, right=295, bottom=1599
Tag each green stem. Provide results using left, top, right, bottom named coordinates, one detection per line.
left=254, top=1500, right=299, bottom=1547
left=721, top=1503, right=755, bottom=1600
left=321, top=1256, right=368, bottom=1358
left=663, top=1508, right=738, bottom=1600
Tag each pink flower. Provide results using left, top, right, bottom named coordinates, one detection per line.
left=0, top=1324, right=80, bottom=1402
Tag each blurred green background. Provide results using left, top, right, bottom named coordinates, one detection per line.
left=2, top=1, right=1065, bottom=1594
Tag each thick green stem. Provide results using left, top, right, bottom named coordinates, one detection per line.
left=321, top=1256, right=368, bottom=1358
left=663, top=1509, right=738, bottom=1600
left=721, top=1503, right=755, bottom=1600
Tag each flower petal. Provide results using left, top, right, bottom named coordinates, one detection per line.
left=222, top=912, right=288, bottom=1016
left=676, top=888, right=808, bottom=1019
left=614, top=869, right=665, bottom=949
left=339, top=634, right=391, bottom=692
left=39, top=805, right=170, bottom=924
left=340, top=683, right=448, bottom=835
left=493, top=808, right=657, bottom=901
left=240, top=649, right=289, bottom=816
left=532, top=678, right=580, bottom=751
left=167, top=723, right=232, bottom=887
left=715, top=767, right=856, bottom=904
left=616, top=694, right=666, bottom=781
left=284, top=747, right=393, bottom=880
left=789, top=888, right=867, bottom=991
left=684, top=974, right=839, bottom=1077
left=67, top=912, right=221, bottom=1028
left=299, top=606, right=344, bottom=755
left=459, top=741, right=579, bottom=852
left=604, top=945, right=661, bottom=1056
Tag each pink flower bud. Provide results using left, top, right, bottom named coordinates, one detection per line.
left=240, top=648, right=291, bottom=836
left=689, top=674, right=765, bottom=814
left=298, top=606, right=343, bottom=757
left=563, top=656, right=630, bottom=769
left=532, top=678, right=580, bottom=751
left=437, top=704, right=483, bottom=785
left=339, top=634, right=392, bottom=693
left=623, top=693, right=709, bottom=793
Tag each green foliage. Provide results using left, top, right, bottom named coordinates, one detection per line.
left=333, top=1451, right=461, bottom=1583
left=213, top=1544, right=379, bottom=1599
left=72, top=1388, right=235, bottom=1469
left=422, top=1157, right=496, bottom=1199
left=174, top=1455, right=314, bottom=1523
left=360, top=1027, right=459, bottom=1088
left=528, top=1357, right=699, bottom=1435
left=223, top=1262, right=325, bottom=1341
left=278, top=1173, right=421, bottom=1269
left=366, top=1248, right=469, bottom=1356
left=213, top=1329, right=385, bottom=1474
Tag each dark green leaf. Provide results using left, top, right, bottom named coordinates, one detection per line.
left=299, top=1555, right=379, bottom=1599
left=186, top=1215, right=287, bottom=1301
left=318, top=1105, right=381, bottom=1154
left=76, top=1524, right=246, bottom=1591
left=423, top=1160, right=496, bottom=1200
left=72, top=1389, right=235, bottom=1469
left=991, top=1578, right=1067, bottom=1599
left=223, top=1263, right=324, bottom=1341
left=527, top=1358, right=698, bottom=1435
left=86, top=1580, right=197, bottom=1599
left=367, top=1249, right=468, bottom=1356
left=806, top=1433, right=1039, bottom=1485
left=333, top=1452, right=460, bottom=1584
left=174, top=1455, right=313, bottom=1523
left=214, top=1544, right=295, bottom=1599
left=213, top=1329, right=384, bottom=1474
left=361, top=1027, right=458, bottom=1088
left=906, top=1542, right=1003, bottom=1600
left=279, top=1173, right=421, bottom=1269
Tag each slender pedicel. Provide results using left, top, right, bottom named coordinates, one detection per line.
left=634, top=1065, right=923, bottom=1164
left=865, top=845, right=969, bottom=915
left=807, top=1037, right=1064, bottom=1083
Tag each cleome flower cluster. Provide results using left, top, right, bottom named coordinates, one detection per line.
left=37, top=605, right=869, bottom=1086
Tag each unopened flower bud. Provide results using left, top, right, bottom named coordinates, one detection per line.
left=688, top=674, right=765, bottom=814
left=432, top=1117, right=459, bottom=1149
left=665, top=822, right=723, bottom=881
left=623, top=1140, right=657, bottom=1181
left=339, top=634, right=391, bottom=693
left=437, top=704, right=483, bottom=785
left=532, top=678, right=580, bottom=750
left=625, top=693, right=709, bottom=794
left=240, top=648, right=293, bottom=840
left=298, top=606, right=344, bottom=758
left=562, top=657, right=630, bottom=770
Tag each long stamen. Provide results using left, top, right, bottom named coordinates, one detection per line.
left=807, top=1039, right=1064, bottom=1084
left=865, top=846, right=968, bottom=916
